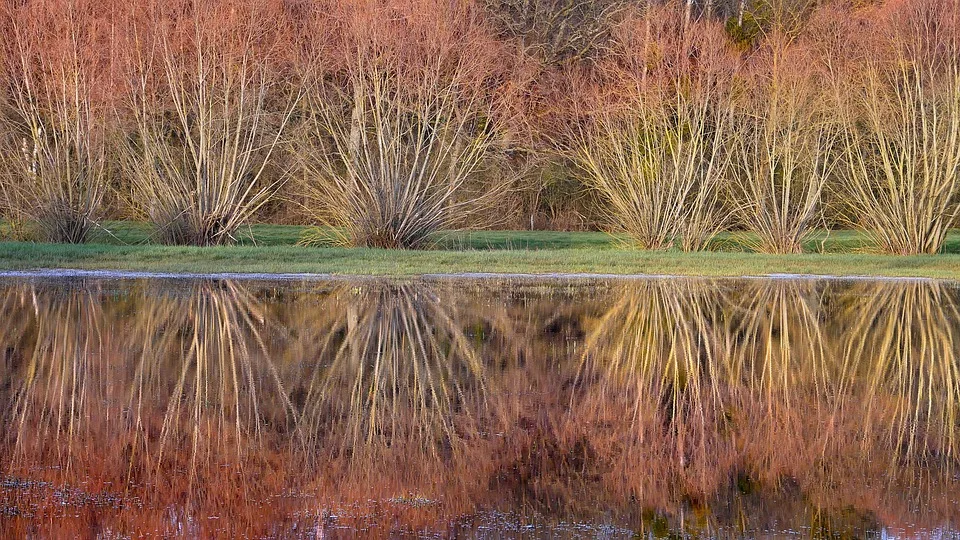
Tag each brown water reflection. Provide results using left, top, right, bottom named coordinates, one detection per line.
left=0, top=277, right=958, bottom=538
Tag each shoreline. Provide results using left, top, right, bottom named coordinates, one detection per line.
left=3, top=226, right=960, bottom=280
left=0, top=268, right=946, bottom=283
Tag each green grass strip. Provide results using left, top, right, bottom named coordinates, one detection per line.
left=1, top=222, right=958, bottom=279
left=1, top=240, right=960, bottom=279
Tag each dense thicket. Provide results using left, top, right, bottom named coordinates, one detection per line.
left=0, top=0, right=957, bottom=252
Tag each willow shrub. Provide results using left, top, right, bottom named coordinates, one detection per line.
left=727, top=40, right=839, bottom=254
left=120, top=2, right=297, bottom=247
left=0, top=0, right=107, bottom=243
left=297, top=0, right=508, bottom=250
left=838, top=0, right=960, bottom=255
left=570, top=10, right=733, bottom=251
left=573, top=96, right=729, bottom=251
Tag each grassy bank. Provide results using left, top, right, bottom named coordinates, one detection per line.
left=0, top=222, right=959, bottom=279
left=66, top=220, right=960, bottom=252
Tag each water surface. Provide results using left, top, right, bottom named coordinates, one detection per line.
left=1, top=276, right=958, bottom=538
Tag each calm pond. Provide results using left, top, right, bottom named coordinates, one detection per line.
left=1, top=275, right=958, bottom=538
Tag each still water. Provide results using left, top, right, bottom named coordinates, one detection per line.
left=0, top=275, right=958, bottom=538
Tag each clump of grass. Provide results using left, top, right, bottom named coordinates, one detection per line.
left=0, top=1, right=107, bottom=243
left=837, top=0, right=960, bottom=255
left=298, top=0, right=507, bottom=249
left=120, top=2, right=296, bottom=246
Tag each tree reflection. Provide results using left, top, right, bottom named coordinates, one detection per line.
left=290, top=281, right=487, bottom=451
left=577, top=278, right=960, bottom=534
left=0, top=277, right=958, bottom=537
left=0, top=280, right=304, bottom=536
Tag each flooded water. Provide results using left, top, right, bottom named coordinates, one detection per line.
left=1, top=275, right=958, bottom=538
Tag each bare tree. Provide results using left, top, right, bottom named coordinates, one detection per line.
left=482, top=0, right=631, bottom=64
